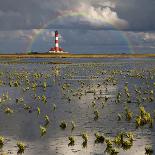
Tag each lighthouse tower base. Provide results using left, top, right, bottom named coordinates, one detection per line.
left=49, top=47, right=68, bottom=53
left=49, top=51, right=69, bottom=54
left=49, top=50, right=64, bottom=53
left=49, top=48, right=68, bottom=54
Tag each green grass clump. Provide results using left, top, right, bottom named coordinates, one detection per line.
left=4, top=107, right=13, bottom=114
left=145, top=145, right=154, bottom=155
left=52, top=104, right=56, bottom=111
left=14, top=81, right=19, bottom=87
left=94, top=132, right=105, bottom=143
left=135, top=106, right=153, bottom=128
left=0, top=136, right=5, bottom=148
left=116, top=92, right=121, bottom=103
left=94, top=110, right=99, bottom=120
left=105, top=139, right=113, bottom=149
left=117, top=113, right=122, bottom=121
left=125, top=107, right=133, bottom=121
left=44, top=115, right=50, bottom=125
left=43, top=81, right=47, bottom=89
left=37, top=107, right=40, bottom=115
left=60, top=121, right=67, bottom=129
left=41, top=95, right=47, bottom=104
left=105, top=138, right=119, bottom=154
left=81, top=133, right=88, bottom=148
left=68, top=136, right=75, bottom=146
left=17, top=142, right=26, bottom=153
left=71, top=121, right=75, bottom=131
left=40, top=125, right=47, bottom=136
left=82, top=133, right=88, bottom=143
left=110, top=148, right=119, bottom=155
left=113, top=132, right=134, bottom=150
left=122, top=140, right=133, bottom=150
left=23, top=104, right=31, bottom=110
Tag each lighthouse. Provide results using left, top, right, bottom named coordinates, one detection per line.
left=49, top=30, right=66, bottom=53
left=55, top=30, right=59, bottom=52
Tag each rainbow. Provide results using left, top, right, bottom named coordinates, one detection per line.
left=26, top=9, right=134, bottom=54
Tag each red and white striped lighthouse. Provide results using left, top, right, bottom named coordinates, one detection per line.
left=55, top=30, right=59, bottom=52
left=49, top=30, right=66, bottom=53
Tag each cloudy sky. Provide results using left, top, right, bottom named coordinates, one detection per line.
left=0, top=0, right=155, bottom=54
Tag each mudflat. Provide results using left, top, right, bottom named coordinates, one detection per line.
left=0, top=53, right=155, bottom=58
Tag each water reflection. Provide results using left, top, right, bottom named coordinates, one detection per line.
left=0, top=58, right=155, bottom=155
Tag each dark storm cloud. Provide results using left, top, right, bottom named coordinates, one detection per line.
left=116, top=0, right=155, bottom=31
left=0, top=0, right=53, bottom=30
left=0, top=0, right=80, bottom=30
left=0, top=0, right=155, bottom=54
left=0, top=0, right=154, bottom=31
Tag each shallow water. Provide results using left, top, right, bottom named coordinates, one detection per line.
left=0, top=58, right=155, bottom=155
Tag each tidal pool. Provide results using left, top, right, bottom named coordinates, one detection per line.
left=0, top=58, right=155, bottom=155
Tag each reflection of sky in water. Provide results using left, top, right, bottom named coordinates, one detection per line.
left=1, top=134, right=152, bottom=155
left=48, top=135, right=152, bottom=155
left=0, top=58, right=155, bottom=155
